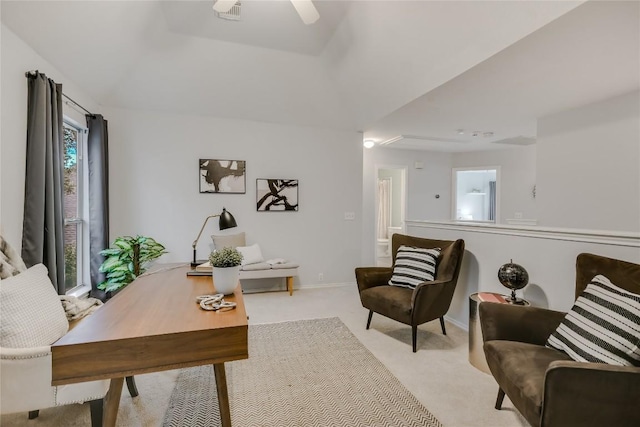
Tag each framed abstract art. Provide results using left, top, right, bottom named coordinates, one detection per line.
left=256, top=179, right=298, bottom=211
left=199, top=159, right=246, bottom=194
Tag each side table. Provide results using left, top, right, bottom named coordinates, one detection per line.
left=469, top=292, right=530, bottom=374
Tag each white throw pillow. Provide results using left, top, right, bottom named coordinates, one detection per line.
left=236, top=244, right=264, bottom=266
left=0, top=264, right=69, bottom=348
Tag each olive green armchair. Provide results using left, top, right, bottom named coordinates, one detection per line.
left=480, top=253, right=640, bottom=427
left=355, top=234, right=465, bottom=352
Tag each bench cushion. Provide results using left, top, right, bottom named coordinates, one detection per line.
left=241, top=262, right=272, bottom=271
left=272, top=262, right=299, bottom=269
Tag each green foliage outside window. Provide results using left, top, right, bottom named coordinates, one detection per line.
left=64, top=244, right=77, bottom=290
left=63, top=127, right=77, bottom=195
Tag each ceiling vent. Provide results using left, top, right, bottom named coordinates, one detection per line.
left=380, top=135, right=467, bottom=146
left=492, top=136, right=536, bottom=146
left=215, top=1, right=241, bottom=21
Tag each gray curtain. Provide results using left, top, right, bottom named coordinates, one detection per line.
left=22, top=72, right=65, bottom=294
left=86, top=115, right=110, bottom=301
left=489, top=181, right=496, bottom=222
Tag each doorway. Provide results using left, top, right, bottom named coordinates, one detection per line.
left=375, top=165, right=407, bottom=267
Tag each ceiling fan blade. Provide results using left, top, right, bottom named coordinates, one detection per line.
left=213, top=0, right=237, bottom=13
left=291, top=0, right=319, bottom=25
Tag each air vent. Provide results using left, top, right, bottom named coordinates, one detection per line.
left=215, top=1, right=241, bottom=21
left=492, top=136, right=536, bottom=146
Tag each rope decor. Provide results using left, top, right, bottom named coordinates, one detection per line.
left=196, top=294, right=237, bottom=311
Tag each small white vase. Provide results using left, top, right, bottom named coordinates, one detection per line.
left=212, top=266, right=240, bottom=295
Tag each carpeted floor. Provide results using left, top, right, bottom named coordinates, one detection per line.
left=0, top=285, right=528, bottom=426
left=163, top=318, right=441, bottom=427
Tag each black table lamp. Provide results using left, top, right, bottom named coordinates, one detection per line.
left=191, top=208, right=237, bottom=267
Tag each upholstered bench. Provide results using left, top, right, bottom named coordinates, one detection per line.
left=212, top=232, right=299, bottom=295
left=239, top=262, right=299, bottom=296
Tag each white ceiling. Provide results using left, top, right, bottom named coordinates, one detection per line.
left=365, top=0, right=640, bottom=152
left=160, top=1, right=351, bottom=55
left=3, top=1, right=635, bottom=152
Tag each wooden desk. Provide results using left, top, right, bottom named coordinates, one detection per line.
left=51, top=266, right=248, bottom=427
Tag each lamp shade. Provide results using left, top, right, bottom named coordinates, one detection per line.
left=219, top=208, right=237, bottom=230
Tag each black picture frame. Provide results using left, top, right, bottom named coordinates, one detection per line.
left=199, top=159, right=246, bottom=194
left=256, top=179, right=299, bottom=211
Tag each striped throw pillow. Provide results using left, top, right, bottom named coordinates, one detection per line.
left=388, top=246, right=440, bottom=289
left=546, top=275, right=640, bottom=367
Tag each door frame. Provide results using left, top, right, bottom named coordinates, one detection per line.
left=374, top=164, right=408, bottom=256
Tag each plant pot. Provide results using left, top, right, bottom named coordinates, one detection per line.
left=212, top=265, right=240, bottom=295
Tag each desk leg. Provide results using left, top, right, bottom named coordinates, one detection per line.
left=213, top=363, right=232, bottom=427
left=103, top=377, right=124, bottom=427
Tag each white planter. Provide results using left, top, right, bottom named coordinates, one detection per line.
left=212, top=266, right=240, bottom=295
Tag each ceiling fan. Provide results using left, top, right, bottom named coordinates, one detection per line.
left=213, top=0, right=320, bottom=25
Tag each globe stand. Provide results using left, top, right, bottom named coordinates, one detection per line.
left=507, top=289, right=526, bottom=305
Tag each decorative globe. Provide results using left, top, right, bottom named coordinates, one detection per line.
left=498, top=260, right=529, bottom=304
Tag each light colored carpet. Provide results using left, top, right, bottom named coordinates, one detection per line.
left=163, top=318, right=442, bottom=427
left=0, top=284, right=528, bottom=426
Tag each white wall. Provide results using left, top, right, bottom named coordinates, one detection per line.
left=362, top=147, right=452, bottom=264
left=453, top=145, right=537, bottom=222
left=537, top=90, right=640, bottom=232
left=104, top=107, right=363, bottom=288
left=408, top=221, right=640, bottom=329
left=0, top=23, right=99, bottom=248
left=0, top=22, right=363, bottom=290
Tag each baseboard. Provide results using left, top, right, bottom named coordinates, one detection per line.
left=444, top=314, right=468, bottom=332
left=298, top=282, right=354, bottom=290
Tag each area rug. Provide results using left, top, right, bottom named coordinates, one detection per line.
left=162, top=317, right=442, bottom=427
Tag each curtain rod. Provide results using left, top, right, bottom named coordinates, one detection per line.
left=25, top=70, right=96, bottom=117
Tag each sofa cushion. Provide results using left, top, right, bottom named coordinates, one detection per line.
left=546, top=274, right=640, bottom=367
left=211, top=232, right=246, bottom=250
left=389, top=245, right=440, bottom=289
left=484, top=340, right=572, bottom=427
left=0, top=264, right=69, bottom=348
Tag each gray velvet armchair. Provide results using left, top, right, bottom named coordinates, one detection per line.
left=355, top=234, right=465, bottom=352
left=480, top=253, right=640, bottom=427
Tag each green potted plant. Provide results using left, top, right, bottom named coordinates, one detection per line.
left=98, top=235, right=167, bottom=293
left=209, top=247, right=243, bottom=295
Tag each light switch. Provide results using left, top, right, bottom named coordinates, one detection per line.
left=344, top=212, right=355, bottom=220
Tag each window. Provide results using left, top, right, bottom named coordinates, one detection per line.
left=452, top=167, right=500, bottom=223
left=62, top=119, right=89, bottom=295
